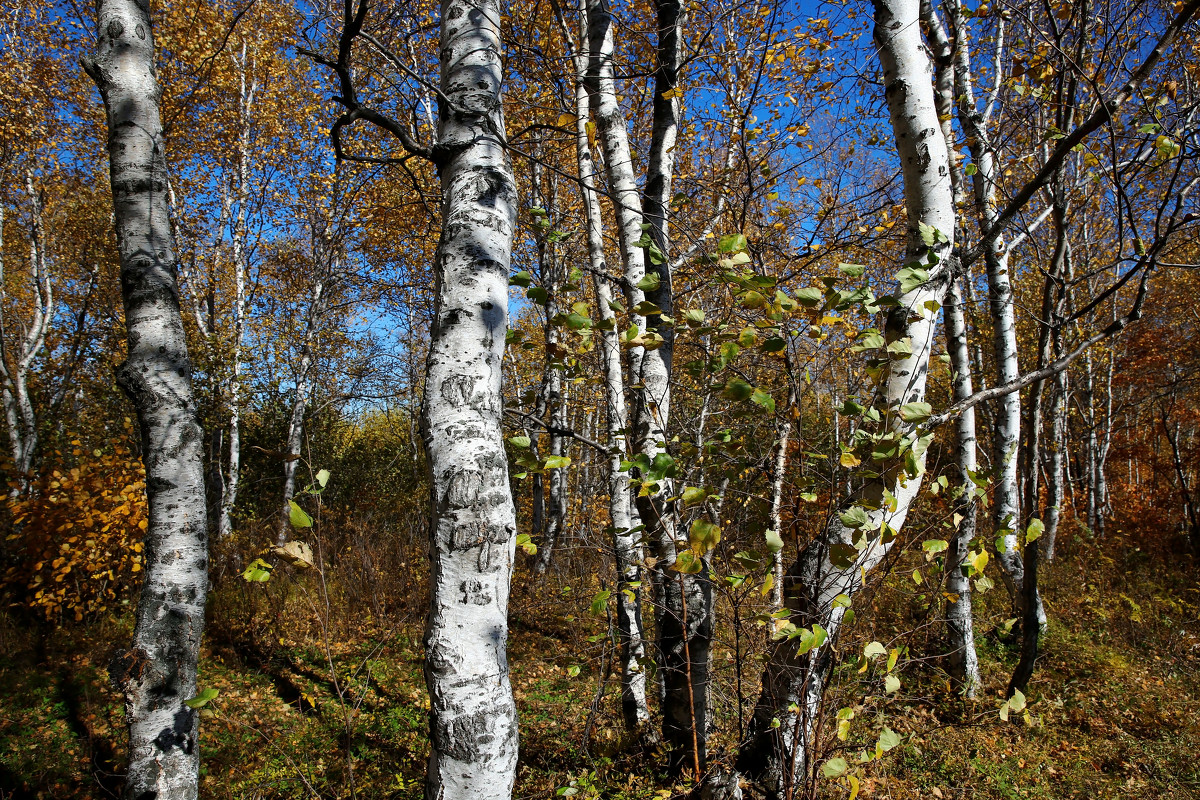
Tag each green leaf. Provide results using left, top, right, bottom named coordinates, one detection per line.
left=829, top=542, right=858, bottom=569
left=751, top=388, right=776, bottom=413
left=839, top=506, right=869, bottom=529
left=722, top=377, right=754, bottom=402
left=689, top=519, right=722, bottom=553
left=632, top=301, right=662, bottom=316
left=822, top=757, right=849, bottom=778
left=896, top=265, right=929, bottom=294
left=878, top=726, right=901, bottom=752
left=795, top=287, right=824, bottom=307
left=684, top=308, right=705, bottom=326
left=636, top=272, right=661, bottom=292
left=589, top=589, right=611, bottom=616
left=964, top=163, right=978, bottom=175
left=922, top=539, right=949, bottom=555
left=718, top=233, right=748, bottom=253
left=315, top=469, right=331, bottom=488
left=509, top=436, right=531, bottom=449
left=719, top=341, right=740, bottom=370
left=838, top=262, right=866, bottom=277
left=289, top=500, right=313, bottom=529
left=682, top=486, right=708, bottom=506
left=918, top=221, right=947, bottom=246
left=241, top=558, right=273, bottom=583
left=851, top=329, right=885, bottom=352
left=527, top=286, right=549, bottom=305
left=509, top=270, right=533, bottom=287
left=516, top=533, right=537, bottom=555
left=864, top=641, right=887, bottom=659
left=185, top=688, right=220, bottom=709
left=899, top=402, right=932, bottom=423
left=1026, top=518, right=1045, bottom=543
left=884, top=674, right=901, bottom=693
left=566, top=665, right=581, bottom=678
left=672, top=550, right=705, bottom=573
left=543, top=455, right=572, bottom=470
left=764, top=529, right=784, bottom=553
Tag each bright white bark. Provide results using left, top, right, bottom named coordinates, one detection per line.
left=0, top=177, right=54, bottom=491
left=420, top=0, right=519, bottom=794
left=584, top=0, right=710, bottom=770
left=568, top=24, right=649, bottom=724
left=740, top=0, right=954, bottom=790
left=944, top=277, right=981, bottom=696
left=947, top=0, right=1027, bottom=604
left=83, top=3, right=209, bottom=797
left=217, top=44, right=257, bottom=540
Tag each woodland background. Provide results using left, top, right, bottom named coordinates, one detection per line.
left=1, top=0, right=1199, bottom=796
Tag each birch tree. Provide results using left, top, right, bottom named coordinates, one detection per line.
left=738, top=0, right=955, bottom=789
left=0, top=177, right=54, bottom=492
left=83, top=1, right=209, bottom=796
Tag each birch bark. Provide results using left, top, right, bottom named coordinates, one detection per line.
left=0, top=178, right=54, bottom=492
left=560, top=3, right=651, bottom=728
left=946, top=0, right=1029, bottom=609
left=584, top=0, right=709, bottom=770
left=217, top=43, right=257, bottom=540
left=738, top=0, right=954, bottom=790
left=83, top=3, right=209, bottom=796
left=943, top=277, right=981, bottom=696
left=419, top=0, right=520, bottom=793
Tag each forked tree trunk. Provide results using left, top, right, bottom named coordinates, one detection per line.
left=419, top=0, right=520, bottom=794
left=83, top=4, right=209, bottom=798
left=738, top=0, right=954, bottom=791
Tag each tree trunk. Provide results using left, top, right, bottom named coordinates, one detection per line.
left=739, top=0, right=954, bottom=790
left=558, top=0, right=650, bottom=730
left=0, top=178, right=55, bottom=493
left=944, top=277, right=981, bottom=696
left=83, top=4, right=209, bottom=797
left=419, top=0, right=520, bottom=794
left=217, top=45, right=256, bottom=540
left=585, top=0, right=708, bottom=772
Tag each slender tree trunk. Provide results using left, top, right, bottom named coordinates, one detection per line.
left=944, top=277, right=981, bottom=696
left=566, top=20, right=650, bottom=723
left=739, top=0, right=954, bottom=790
left=217, top=45, right=256, bottom=540
left=419, top=0, right=520, bottom=794
left=948, top=0, right=1030, bottom=618
left=0, top=179, right=54, bottom=493
left=279, top=283, right=321, bottom=544
left=83, top=5, right=209, bottom=797
left=768, top=358, right=797, bottom=611
left=585, top=0, right=708, bottom=772
left=533, top=161, right=566, bottom=575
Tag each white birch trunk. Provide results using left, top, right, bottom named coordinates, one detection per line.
left=0, top=178, right=54, bottom=492
left=559, top=3, right=651, bottom=728
left=279, top=274, right=325, bottom=544
left=83, top=4, right=209, bottom=797
left=739, top=0, right=954, bottom=790
left=420, top=0, right=520, bottom=793
left=585, top=0, right=710, bottom=770
left=217, top=46, right=255, bottom=540
left=947, top=0, right=1027, bottom=606
left=943, top=277, right=981, bottom=696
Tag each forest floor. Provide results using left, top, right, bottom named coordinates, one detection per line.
left=2, top=520, right=1199, bottom=800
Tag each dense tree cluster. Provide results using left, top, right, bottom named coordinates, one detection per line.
left=1, top=0, right=1197, bottom=796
